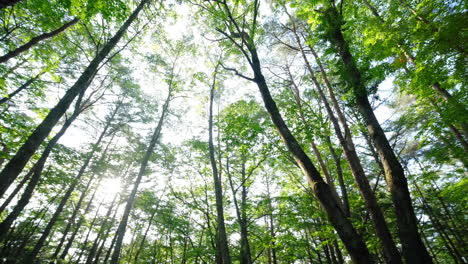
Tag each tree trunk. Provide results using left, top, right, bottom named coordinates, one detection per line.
left=325, top=136, right=350, bottom=217
left=243, top=36, right=373, bottom=261
left=85, top=193, right=119, bottom=264
left=22, top=112, right=113, bottom=262
left=75, top=199, right=106, bottom=263
left=133, top=202, right=160, bottom=263
left=287, top=20, right=400, bottom=263
left=0, top=0, right=148, bottom=197
left=0, top=71, right=44, bottom=105
left=322, top=6, right=432, bottom=264
left=110, top=89, right=171, bottom=264
left=0, top=90, right=87, bottom=235
left=207, top=63, right=231, bottom=264
left=226, top=160, right=252, bottom=264
left=52, top=175, right=94, bottom=259
left=0, top=18, right=79, bottom=64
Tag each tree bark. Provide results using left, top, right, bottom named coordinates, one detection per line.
left=0, top=0, right=148, bottom=198
left=0, top=18, right=79, bottom=64
left=322, top=6, right=432, bottom=263
left=208, top=63, right=231, bottom=264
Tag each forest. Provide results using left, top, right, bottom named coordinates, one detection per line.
left=0, top=0, right=466, bottom=263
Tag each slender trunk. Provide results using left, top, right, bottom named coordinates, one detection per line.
left=287, top=20, right=400, bottom=263
left=0, top=0, right=22, bottom=9
left=103, top=228, right=119, bottom=264
left=0, top=0, right=147, bottom=197
left=93, top=198, right=122, bottom=264
left=226, top=160, right=252, bottom=264
left=85, top=193, right=119, bottom=264
left=0, top=90, right=86, bottom=235
left=52, top=175, right=94, bottom=259
left=110, top=89, right=171, bottom=264
left=325, top=137, right=350, bottom=217
left=53, top=134, right=115, bottom=259
left=0, top=171, right=30, bottom=213
left=414, top=183, right=465, bottom=263
left=0, top=18, right=79, bottom=63
left=0, top=72, right=44, bottom=105
left=265, top=179, right=278, bottom=264
left=208, top=63, right=231, bottom=264
left=23, top=115, right=112, bottom=262
left=75, top=199, right=106, bottom=263
left=133, top=203, right=159, bottom=263
left=322, top=6, right=432, bottom=263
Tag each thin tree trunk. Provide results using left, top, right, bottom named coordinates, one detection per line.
left=0, top=72, right=44, bottom=105
left=226, top=160, right=252, bottom=264
left=22, top=112, right=113, bottom=262
left=53, top=133, right=115, bottom=259
left=208, top=63, right=231, bottom=264
left=75, top=199, right=106, bottom=263
left=0, top=18, right=79, bottom=63
left=325, top=136, right=350, bottom=217
left=322, top=6, right=432, bottom=263
left=0, top=90, right=87, bottom=236
left=110, top=88, right=172, bottom=264
left=133, top=202, right=160, bottom=263
left=0, top=0, right=148, bottom=197
left=85, top=193, right=119, bottom=264
left=52, top=175, right=94, bottom=259
left=244, top=38, right=373, bottom=262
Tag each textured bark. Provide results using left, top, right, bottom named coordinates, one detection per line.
left=0, top=18, right=79, bottom=63
left=323, top=6, right=432, bottom=264
left=0, top=0, right=146, bottom=197
left=110, top=89, right=171, bottom=264
left=208, top=64, right=231, bottom=264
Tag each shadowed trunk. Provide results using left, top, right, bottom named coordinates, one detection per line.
left=322, top=6, right=432, bottom=263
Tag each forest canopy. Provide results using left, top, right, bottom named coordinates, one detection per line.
left=0, top=0, right=466, bottom=263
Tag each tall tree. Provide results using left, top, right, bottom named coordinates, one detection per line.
left=0, top=0, right=149, bottom=197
